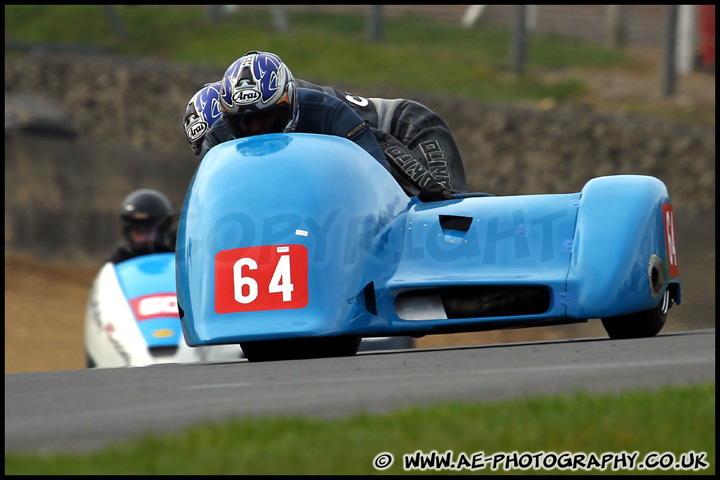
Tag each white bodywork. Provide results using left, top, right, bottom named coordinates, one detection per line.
left=84, top=262, right=243, bottom=368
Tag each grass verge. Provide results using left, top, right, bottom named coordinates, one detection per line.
left=5, top=382, right=714, bottom=475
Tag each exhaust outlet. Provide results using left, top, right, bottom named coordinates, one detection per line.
left=648, top=254, right=666, bottom=298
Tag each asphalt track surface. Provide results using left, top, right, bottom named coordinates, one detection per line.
left=5, top=329, right=714, bottom=454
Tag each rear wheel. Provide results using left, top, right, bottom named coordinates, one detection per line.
left=601, top=290, right=670, bottom=339
left=240, top=336, right=361, bottom=362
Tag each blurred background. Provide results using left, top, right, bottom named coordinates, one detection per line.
left=5, top=5, right=715, bottom=372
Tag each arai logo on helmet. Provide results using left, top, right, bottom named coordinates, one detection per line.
left=186, top=119, right=207, bottom=142
left=233, top=88, right=262, bottom=105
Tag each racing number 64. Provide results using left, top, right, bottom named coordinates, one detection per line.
left=233, top=255, right=293, bottom=303
left=215, top=245, right=308, bottom=314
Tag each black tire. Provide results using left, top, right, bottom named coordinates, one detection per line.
left=240, top=336, right=361, bottom=362
left=601, top=290, right=670, bottom=339
left=240, top=338, right=309, bottom=362
left=310, top=336, right=362, bottom=359
left=85, top=352, right=96, bottom=368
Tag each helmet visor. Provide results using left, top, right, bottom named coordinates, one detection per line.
left=226, top=104, right=292, bottom=139
left=128, top=225, right=155, bottom=247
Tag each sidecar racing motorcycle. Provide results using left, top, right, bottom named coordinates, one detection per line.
left=84, top=234, right=411, bottom=368
left=84, top=252, right=245, bottom=368
left=175, top=133, right=681, bottom=362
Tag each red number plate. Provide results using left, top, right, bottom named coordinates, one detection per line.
left=215, top=244, right=309, bottom=314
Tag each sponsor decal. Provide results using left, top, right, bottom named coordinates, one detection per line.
left=215, top=244, right=309, bottom=313
left=384, top=145, right=435, bottom=189
left=129, top=293, right=179, bottom=321
left=662, top=204, right=679, bottom=278
left=233, top=88, right=262, bottom=105
left=344, top=93, right=370, bottom=108
left=152, top=328, right=175, bottom=339
left=420, top=140, right=451, bottom=189
left=186, top=119, right=208, bottom=141
left=346, top=121, right=367, bottom=139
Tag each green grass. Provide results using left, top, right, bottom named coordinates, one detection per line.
left=5, top=383, right=715, bottom=475
left=5, top=5, right=636, bottom=103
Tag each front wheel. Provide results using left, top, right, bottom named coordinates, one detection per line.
left=85, top=352, right=96, bottom=368
left=240, top=336, right=361, bottom=362
left=601, top=290, right=671, bottom=339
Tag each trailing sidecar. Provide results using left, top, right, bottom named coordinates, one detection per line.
left=85, top=252, right=243, bottom=368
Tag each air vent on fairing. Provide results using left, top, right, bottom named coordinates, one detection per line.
left=395, top=286, right=551, bottom=321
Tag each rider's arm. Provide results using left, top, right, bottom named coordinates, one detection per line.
left=331, top=106, right=390, bottom=172
left=199, top=117, right=233, bottom=160
left=296, top=89, right=390, bottom=172
left=372, top=127, right=455, bottom=201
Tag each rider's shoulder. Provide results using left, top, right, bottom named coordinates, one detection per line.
left=297, top=88, right=344, bottom=107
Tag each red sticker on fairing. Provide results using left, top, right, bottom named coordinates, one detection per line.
left=662, top=204, right=679, bottom=278
left=215, top=244, right=309, bottom=314
left=129, top=294, right=179, bottom=321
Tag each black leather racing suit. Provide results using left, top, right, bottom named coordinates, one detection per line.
left=297, top=79, right=468, bottom=198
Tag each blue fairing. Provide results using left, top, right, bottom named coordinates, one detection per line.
left=115, top=252, right=181, bottom=347
left=376, top=192, right=581, bottom=333
left=567, top=175, right=679, bottom=317
left=176, top=133, right=681, bottom=346
left=177, top=134, right=408, bottom=345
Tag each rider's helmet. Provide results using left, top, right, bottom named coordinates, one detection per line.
left=183, top=82, right=222, bottom=155
left=119, top=189, right=173, bottom=256
left=218, top=51, right=298, bottom=139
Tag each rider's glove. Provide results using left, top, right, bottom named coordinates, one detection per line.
left=418, top=182, right=455, bottom=202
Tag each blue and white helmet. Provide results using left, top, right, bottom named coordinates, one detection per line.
left=219, top=51, right=298, bottom=138
left=183, top=82, right=222, bottom=155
